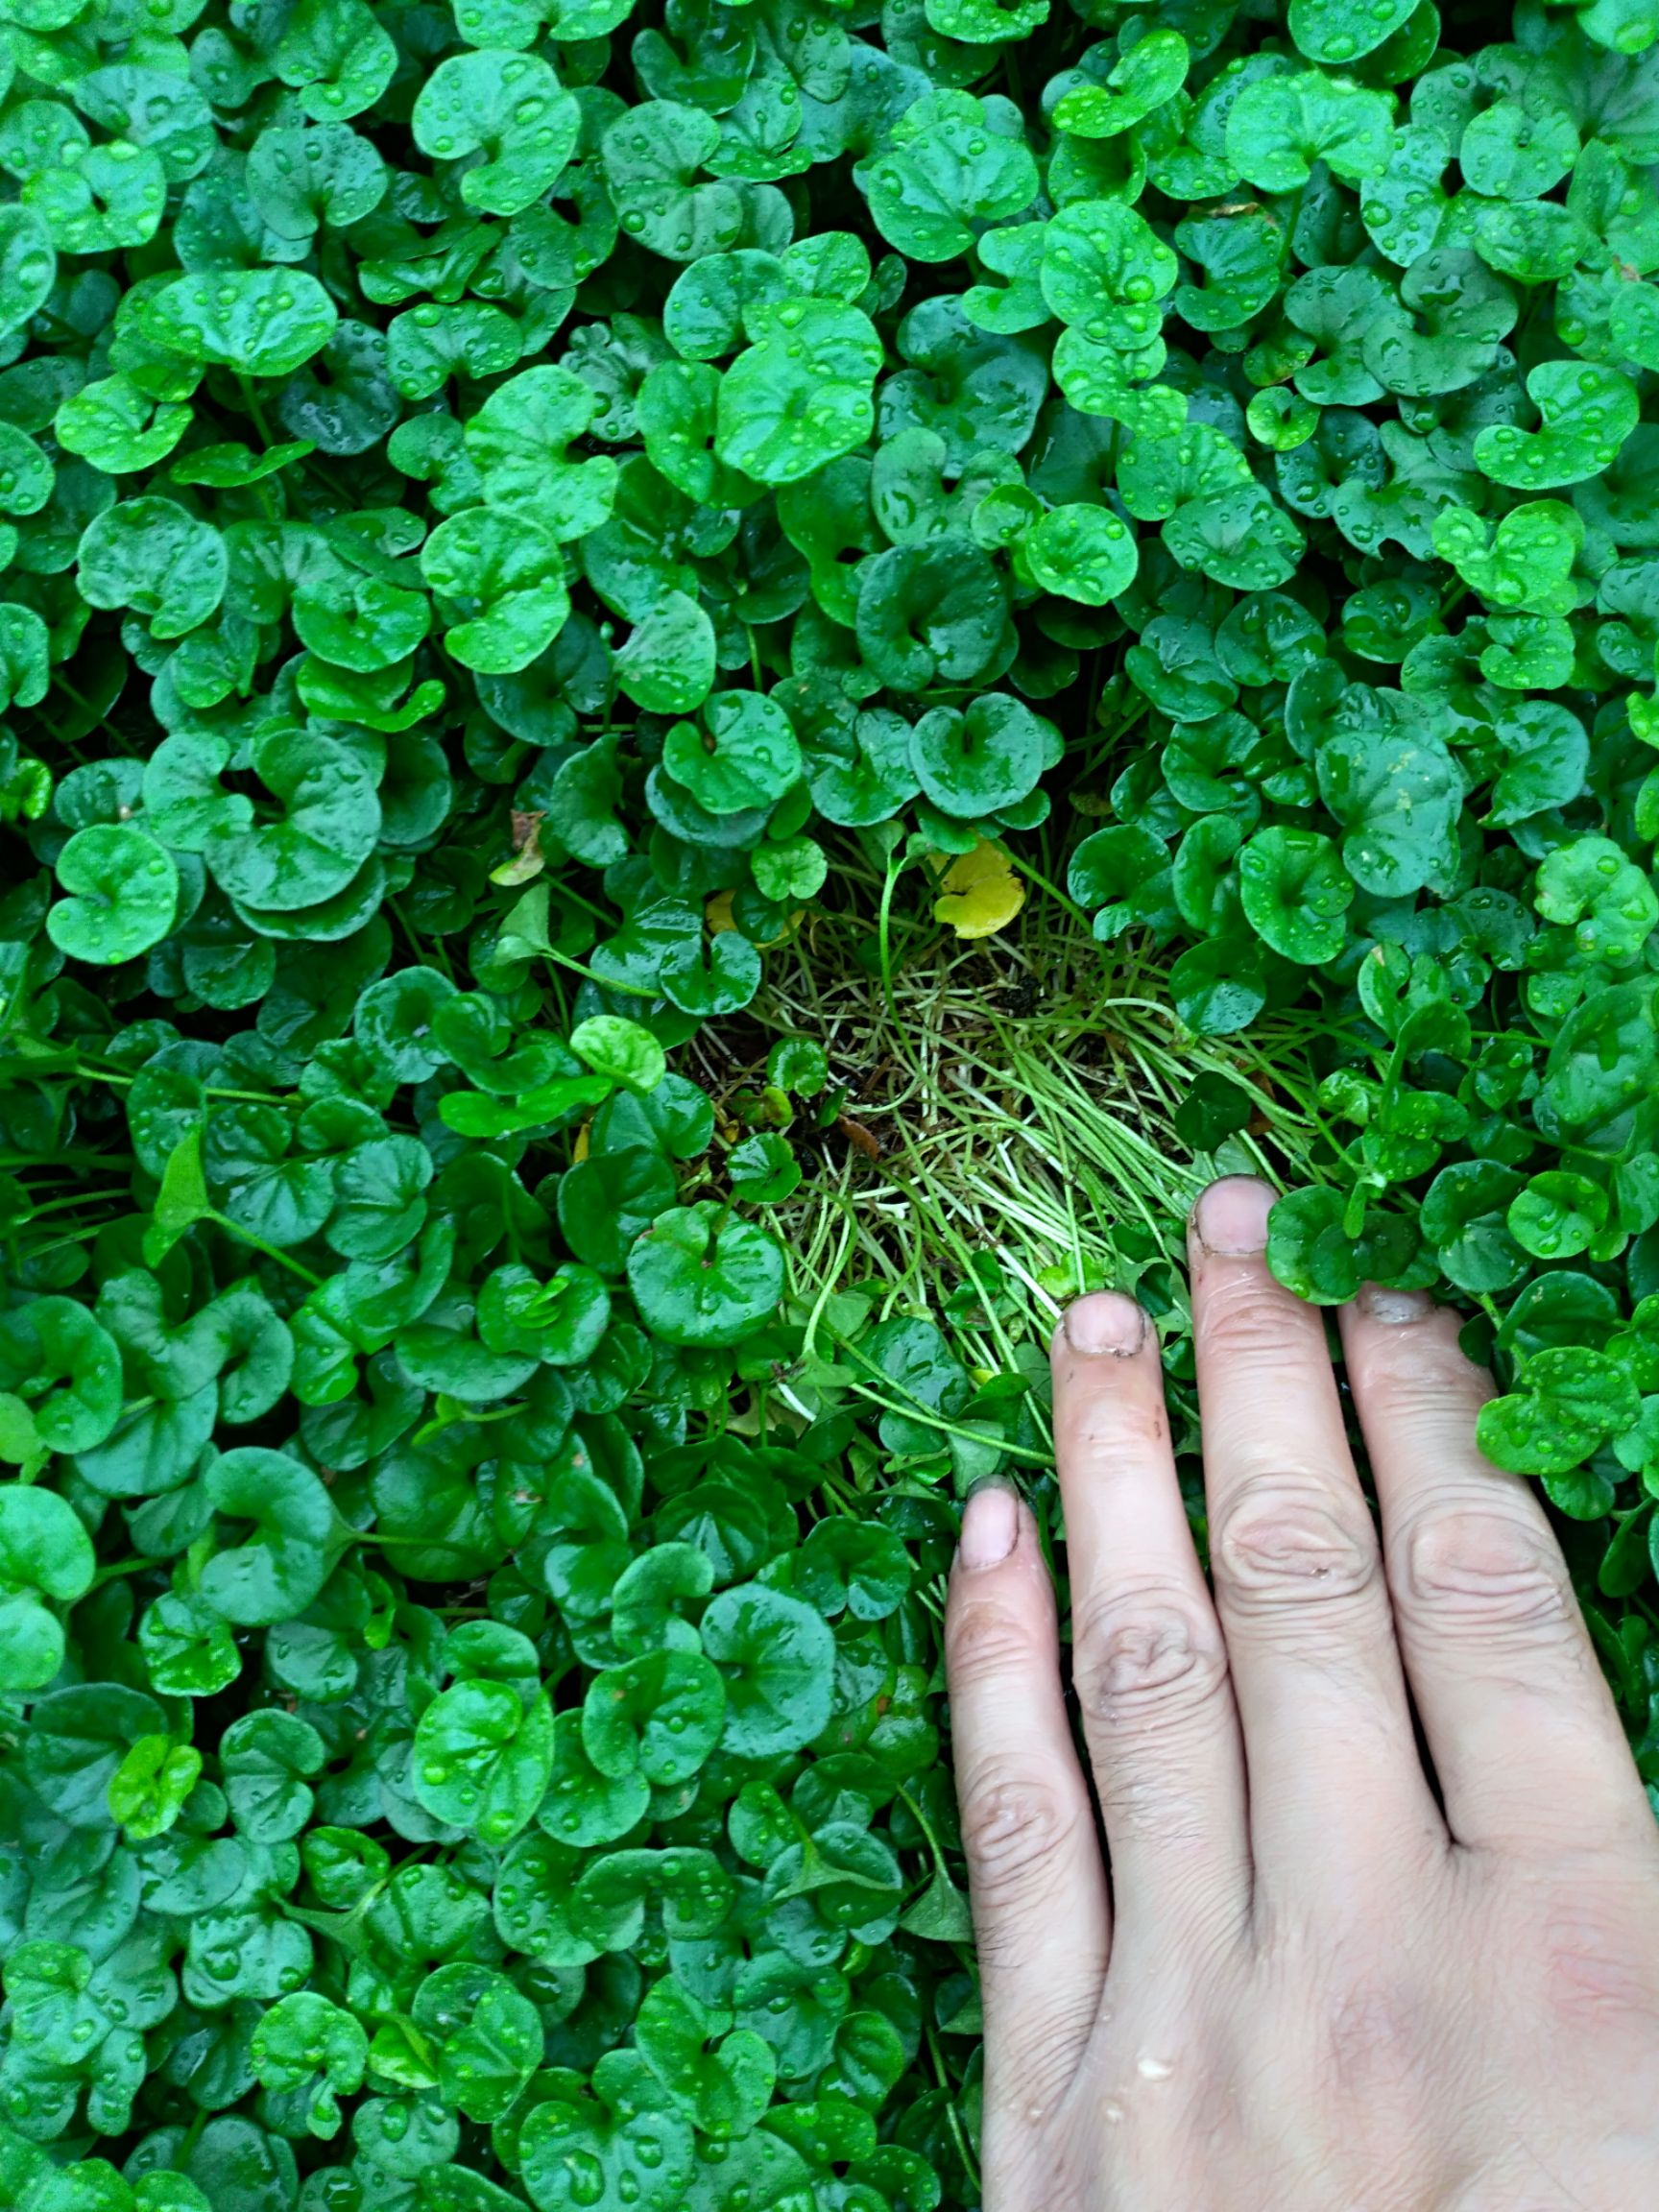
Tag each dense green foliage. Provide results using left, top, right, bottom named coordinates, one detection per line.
left=7, top=0, right=1659, bottom=2200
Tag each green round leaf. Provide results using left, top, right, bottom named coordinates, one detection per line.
left=414, top=1676, right=556, bottom=1847
left=664, top=690, right=803, bottom=813
left=1238, top=825, right=1355, bottom=963
left=143, top=269, right=340, bottom=376
left=0, top=1484, right=95, bottom=1692
left=715, top=300, right=881, bottom=485
left=702, top=1582, right=835, bottom=1757
left=77, top=496, right=227, bottom=638
left=626, top=1202, right=785, bottom=1348
left=49, top=825, right=180, bottom=965
left=910, top=693, right=1052, bottom=819
left=1477, top=1348, right=1641, bottom=1478
left=519, top=2095, right=692, bottom=2212
left=201, top=1447, right=339, bottom=1626
left=582, top=1648, right=726, bottom=1786
left=1024, top=503, right=1138, bottom=604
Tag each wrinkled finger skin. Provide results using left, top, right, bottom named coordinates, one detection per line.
left=946, top=1178, right=1659, bottom=2212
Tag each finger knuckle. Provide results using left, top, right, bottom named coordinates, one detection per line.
left=1066, top=1393, right=1169, bottom=1463
left=1213, top=1474, right=1381, bottom=1612
left=1360, top=1309, right=1481, bottom=1398
left=1072, top=1582, right=1229, bottom=1735
left=1198, top=1273, right=1307, bottom=1361
left=1393, top=1503, right=1573, bottom=1641
left=945, top=1592, right=1046, bottom=1694
left=956, top=1766, right=1081, bottom=1923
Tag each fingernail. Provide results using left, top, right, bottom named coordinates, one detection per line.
left=1357, top=1283, right=1434, bottom=1325
left=1062, top=1292, right=1146, bottom=1357
left=959, top=1483, right=1019, bottom=1569
left=1192, top=1177, right=1273, bottom=1256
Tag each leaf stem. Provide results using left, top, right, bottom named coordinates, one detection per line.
left=236, top=373, right=274, bottom=446
left=877, top=845, right=904, bottom=1025
left=204, top=1209, right=323, bottom=1286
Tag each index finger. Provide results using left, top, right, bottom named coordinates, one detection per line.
left=945, top=1485, right=1112, bottom=2148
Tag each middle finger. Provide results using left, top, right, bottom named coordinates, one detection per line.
left=1190, top=1178, right=1445, bottom=1905
left=1052, top=1288, right=1250, bottom=1954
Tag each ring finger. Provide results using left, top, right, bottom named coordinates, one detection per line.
left=1341, top=1287, right=1659, bottom=1865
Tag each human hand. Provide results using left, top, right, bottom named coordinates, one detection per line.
left=946, top=1177, right=1659, bottom=2211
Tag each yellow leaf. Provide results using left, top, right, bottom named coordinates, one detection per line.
left=932, top=839, right=1025, bottom=939
left=490, top=808, right=547, bottom=885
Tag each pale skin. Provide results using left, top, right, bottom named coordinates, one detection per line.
left=945, top=1176, right=1659, bottom=2212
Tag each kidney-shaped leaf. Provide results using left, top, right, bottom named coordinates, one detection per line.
left=626, top=1203, right=785, bottom=1347
left=701, top=1582, right=835, bottom=1757
left=200, top=1446, right=340, bottom=1626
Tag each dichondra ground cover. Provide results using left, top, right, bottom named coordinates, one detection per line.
left=5, top=0, right=1659, bottom=2202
